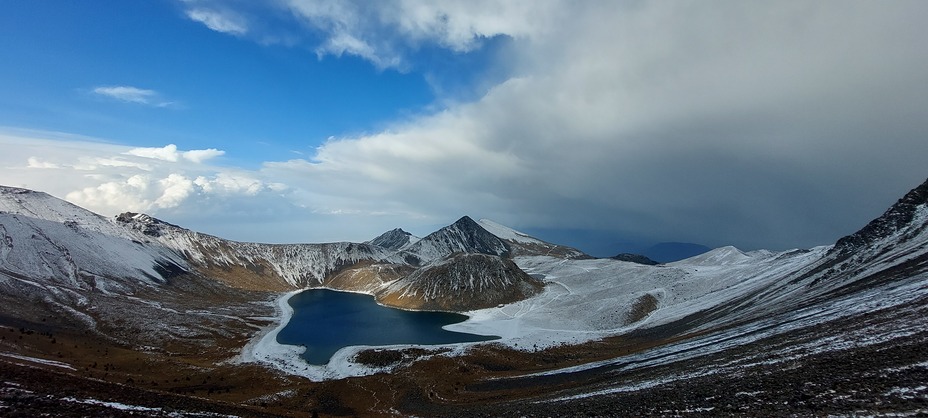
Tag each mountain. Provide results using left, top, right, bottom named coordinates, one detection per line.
left=377, top=253, right=544, bottom=311
left=115, top=211, right=404, bottom=291
left=366, top=228, right=419, bottom=250
left=0, top=187, right=189, bottom=290
left=401, top=216, right=510, bottom=264
left=0, top=188, right=541, bottom=313
left=2, top=179, right=928, bottom=416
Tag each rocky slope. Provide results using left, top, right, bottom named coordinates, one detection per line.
left=377, top=253, right=545, bottom=311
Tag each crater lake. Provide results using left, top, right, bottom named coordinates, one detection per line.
left=277, top=289, right=498, bottom=364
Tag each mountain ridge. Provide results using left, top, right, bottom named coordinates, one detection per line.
left=1, top=179, right=928, bottom=415
left=0, top=186, right=556, bottom=311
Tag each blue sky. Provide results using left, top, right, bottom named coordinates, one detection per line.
left=2, top=1, right=927, bottom=255
left=0, top=1, right=451, bottom=164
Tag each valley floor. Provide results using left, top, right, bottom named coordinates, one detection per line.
left=2, top=290, right=927, bottom=417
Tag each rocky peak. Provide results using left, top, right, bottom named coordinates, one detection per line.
left=115, top=212, right=183, bottom=237
left=402, top=216, right=510, bottom=264
left=368, top=228, right=417, bottom=250
left=832, top=178, right=928, bottom=255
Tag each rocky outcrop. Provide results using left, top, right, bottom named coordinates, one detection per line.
left=832, top=177, right=928, bottom=256
left=611, top=253, right=659, bottom=265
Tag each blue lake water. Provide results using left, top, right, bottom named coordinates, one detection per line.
left=277, top=289, right=498, bottom=364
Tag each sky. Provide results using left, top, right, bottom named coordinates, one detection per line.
left=1, top=1, right=927, bottom=256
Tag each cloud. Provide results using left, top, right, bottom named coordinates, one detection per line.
left=27, top=157, right=60, bottom=169
left=125, top=144, right=225, bottom=163
left=185, top=8, right=248, bottom=35
left=0, top=131, right=285, bottom=229
left=263, top=1, right=928, bottom=250
left=92, top=85, right=174, bottom=107
left=179, top=0, right=562, bottom=69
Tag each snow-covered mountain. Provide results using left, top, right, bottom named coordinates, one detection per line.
left=0, top=187, right=548, bottom=312
left=115, top=212, right=404, bottom=290
left=400, top=216, right=511, bottom=264
left=0, top=187, right=189, bottom=291
left=1, top=178, right=927, bottom=416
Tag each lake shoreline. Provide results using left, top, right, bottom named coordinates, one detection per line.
left=278, top=288, right=497, bottom=365
left=236, top=290, right=311, bottom=375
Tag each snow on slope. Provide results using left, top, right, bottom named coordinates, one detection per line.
left=670, top=245, right=754, bottom=266
left=477, top=218, right=589, bottom=259
left=445, top=247, right=820, bottom=348
left=477, top=219, right=544, bottom=244
left=116, top=212, right=406, bottom=288
left=0, top=187, right=188, bottom=290
left=448, top=179, right=928, bottom=352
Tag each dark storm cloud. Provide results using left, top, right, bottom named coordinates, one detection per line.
left=264, top=1, right=928, bottom=250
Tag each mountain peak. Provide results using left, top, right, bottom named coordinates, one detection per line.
left=115, top=212, right=184, bottom=237
left=401, top=216, right=509, bottom=264
left=368, top=228, right=419, bottom=250
left=452, top=215, right=479, bottom=228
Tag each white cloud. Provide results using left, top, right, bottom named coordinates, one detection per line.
left=194, top=172, right=265, bottom=196
left=125, top=144, right=225, bottom=163
left=282, top=0, right=563, bottom=69
left=0, top=131, right=286, bottom=234
left=92, top=85, right=174, bottom=107
left=182, top=148, right=226, bottom=163
left=27, top=157, right=60, bottom=169
left=185, top=8, right=248, bottom=35
left=154, top=174, right=196, bottom=209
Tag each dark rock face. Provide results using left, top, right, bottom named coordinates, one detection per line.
left=610, top=253, right=659, bottom=265
left=368, top=228, right=415, bottom=250
left=832, top=178, right=928, bottom=255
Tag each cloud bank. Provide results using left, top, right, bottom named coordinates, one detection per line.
left=0, top=131, right=286, bottom=223
left=262, top=1, right=928, bottom=249
left=4, top=1, right=928, bottom=251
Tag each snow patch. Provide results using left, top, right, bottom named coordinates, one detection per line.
left=477, top=219, right=543, bottom=244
